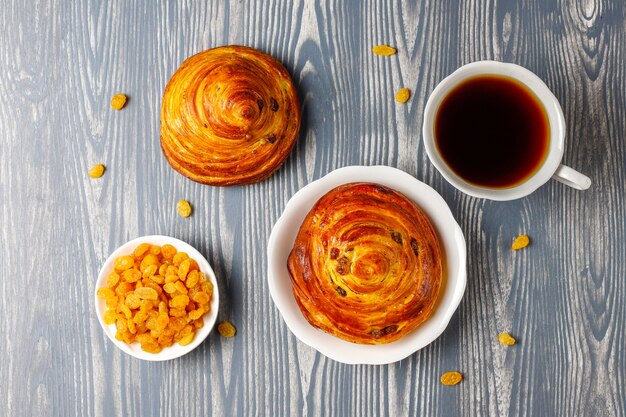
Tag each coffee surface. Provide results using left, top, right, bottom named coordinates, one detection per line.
left=435, top=75, right=549, bottom=188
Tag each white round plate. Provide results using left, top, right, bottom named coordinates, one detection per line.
left=267, top=166, right=466, bottom=365
left=95, top=235, right=219, bottom=361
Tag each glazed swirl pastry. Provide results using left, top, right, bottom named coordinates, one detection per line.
left=160, top=46, right=300, bottom=185
left=288, top=183, right=443, bottom=344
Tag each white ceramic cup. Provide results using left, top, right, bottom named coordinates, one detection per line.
left=423, top=61, right=591, bottom=200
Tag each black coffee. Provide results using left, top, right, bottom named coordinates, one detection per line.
left=435, top=75, right=550, bottom=188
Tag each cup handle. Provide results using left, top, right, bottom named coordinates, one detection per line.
left=552, top=164, right=591, bottom=190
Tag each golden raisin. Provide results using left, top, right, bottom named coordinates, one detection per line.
left=105, top=297, right=118, bottom=309
left=169, top=317, right=187, bottom=331
left=103, top=309, right=117, bottom=325
left=118, top=304, right=132, bottom=320
left=174, top=281, right=188, bottom=294
left=440, top=371, right=463, bottom=386
left=133, top=243, right=151, bottom=258
left=201, top=280, right=213, bottom=295
left=122, top=268, right=141, bottom=283
left=135, top=333, right=151, bottom=344
left=88, top=164, right=106, bottom=178
left=121, top=331, right=133, bottom=344
left=512, top=235, right=530, bottom=250
left=142, top=343, right=162, bottom=354
left=161, top=244, right=177, bottom=260
left=145, top=312, right=157, bottom=330
left=178, top=332, right=195, bottom=346
left=140, top=300, right=154, bottom=312
left=163, top=282, right=177, bottom=294
left=192, top=291, right=210, bottom=305
left=140, top=254, right=159, bottom=270
left=155, top=314, right=169, bottom=331
left=125, top=293, right=141, bottom=309
left=106, top=272, right=120, bottom=287
left=177, top=325, right=193, bottom=342
left=116, top=319, right=127, bottom=333
left=189, top=308, right=204, bottom=320
left=498, top=333, right=517, bottom=346
left=218, top=321, right=237, bottom=338
left=395, top=88, right=411, bottom=103
left=187, top=259, right=199, bottom=271
left=133, top=311, right=148, bottom=324
left=143, top=281, right=162, bottom=296
left=169, top=308, right=187, bottom=317
left=127, top=320, right=137, bottom=334
left=135, top=287, right=158, bottom=300
left=186, top=270, right=200, bottom=288
left=110, top=93, right=127, bottom=110
left=372, top=45, right=397, bottom=56
left=158, top=334, right=174, bottom=347
left=97, top=287, right=116, bottom=300
left=150, top=273, right=165, bottom=284
left=171, top=294, right=190, bottom=309
left=178, top=258, right=191, bottom=280
left=173, top=252, right=189, bottom=266
left=177, top=200, right=192, bottom=218
left=114, top=256, right=134, bottom=271
left=115, top=281, right=134, bottom=295
left=165, top=274, right=179, bottom=284
left=141, top=264, right=158, bottom=278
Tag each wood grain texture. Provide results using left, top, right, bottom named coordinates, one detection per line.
left=1, top=0, right=624, bottom=416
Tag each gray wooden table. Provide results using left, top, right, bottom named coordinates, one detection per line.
left=1, top=1, right=625, bottom=416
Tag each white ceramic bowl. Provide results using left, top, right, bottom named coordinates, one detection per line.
left=95, top=235, right=219, bottom=361
left=267, top=166, right=467, bottom=365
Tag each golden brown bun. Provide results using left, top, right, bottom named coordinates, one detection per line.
left=160, top=46, right=300, bottom=186
left=287, top=183, right=443, bottom=344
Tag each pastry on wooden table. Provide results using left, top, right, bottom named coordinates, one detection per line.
left=287, top=182, right=443, bottom=344
left=160, top=45, right=300, bottom=186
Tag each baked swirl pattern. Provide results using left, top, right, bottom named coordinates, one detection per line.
left=288, top=183, right=443, bottom=344
left=160, top=46, right=301, bottom=185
